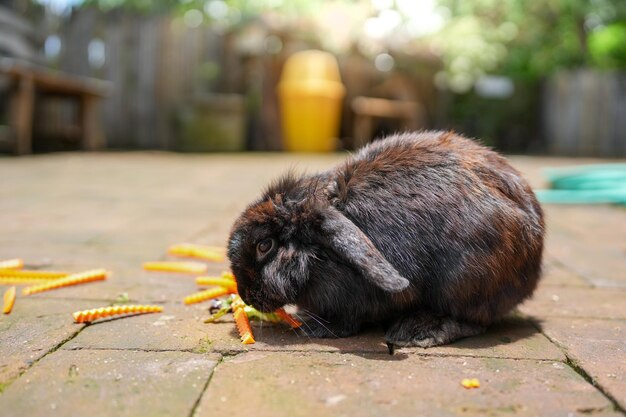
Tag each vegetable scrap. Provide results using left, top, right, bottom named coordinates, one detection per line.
left=275, top=307, right=303, bottom=328
left=184, top=287, right=232, bottom=305
left=167, top=243, right=226, bottom=262
left=233, top=301, right=255, bottom=344
left=143, top=261, right=208, bottom=274
left=199, top=289, right=303, bottom=345
left=461, top=378, right=481, bottom=389
left=73, top=304, right=163, bottom=323
left=0, top=258, right=24, bottom=270
left=196, top=274, right=238, bottom=293
left=3, top=286, right=16, bottom=314
left=0, top=270, right=69, bottom=280
left=0, top=276, right=60, bottom=285
left=23, top=269, right=108, bottom=295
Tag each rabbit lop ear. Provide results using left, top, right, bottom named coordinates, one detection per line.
left=320, top=206, right=410, bottom=292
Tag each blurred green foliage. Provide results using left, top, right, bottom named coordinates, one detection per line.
left=75, top=0, right=626, bottom=85
left=436, top=0, right=626, bottom=90
left=588, top=22, right=626, bottom=68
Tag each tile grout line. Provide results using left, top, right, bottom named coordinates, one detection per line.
left=0, top=324, right=88, bottom=394
left=187, top=355, right=225, bottom=417
left=527, top=319, right=626, bottom=415
left=57, top=344, right=565, bottom=362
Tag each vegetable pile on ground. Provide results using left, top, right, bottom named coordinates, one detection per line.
left=1, top=243, right=301, bottom=345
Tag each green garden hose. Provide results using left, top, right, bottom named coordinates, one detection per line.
left=534, top=164, right=626, bottom=205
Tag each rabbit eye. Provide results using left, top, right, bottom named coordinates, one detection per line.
left=256, top=238, right=274, bottom=257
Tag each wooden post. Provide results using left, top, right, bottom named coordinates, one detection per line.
left=11, top=74, right=35, bottom=155
left=80, top=95, right=105, bottom=150
left=353, top=113, right=373, bottom=149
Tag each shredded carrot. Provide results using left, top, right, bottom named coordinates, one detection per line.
left=167, top=243, right=226, bottom=262
left=195, top=276, right=238, bottom=293
left=183, top=287, right=230, bottom=305
left=3, top=286, right=16, bottom=314
left=23, top=269, right=108, bottom=295
left=275, top=308, right=302, bottom=328
left=73, top=304, right=163, bottom=323
left=461, top=378, right=480, bottom=389
left=0, top=259, right=24, bottom=270
left=233, top=306, right=255, bottom=344
left=0, top=276, right=60, bottom=285
left=0, top=270, right=68, bottom=280
left=221, top=271, right=235, bottom=281
left=143, top=261, right=208, bottom=274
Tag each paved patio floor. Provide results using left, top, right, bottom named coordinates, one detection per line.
left=0, top=152, right=624, bottom=417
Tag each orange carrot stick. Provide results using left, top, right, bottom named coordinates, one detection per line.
left=3, top=286, right=16, bottom=314
left=0, top=270, right=68, bottom=279
left=233, top=306, right=255, bottom=344
left=195, top=276, right=238, bottom=293
left=167, top=243, right=226, bottom=262
left=221, top=271, right=236, bottom=281
left=275, top=308, right=302, bottom=328
left=0, top=259, right=24, bottom=270
left=183, top=287, right=230, bottom=305
left=0, top=276, right=59, bottom=285
left=23, top=269, right=108, bottom=295
left=461, top=378, right=481, bottom=389
left=143, top=261, right=208, bottom=274
left=73, top=304, right=163, bottom=323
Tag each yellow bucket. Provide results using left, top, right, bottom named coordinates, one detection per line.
left=277, top=50, right=346, bottom=152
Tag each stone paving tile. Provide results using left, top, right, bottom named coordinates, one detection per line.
left=201, top=316, right=565, bottom=360
left=540, top=259, right=590, bottom=287
left=63, top=303, right=213, bottom=352
left=539, top=317, right=626, bottom=410
left=0, top=298, right=94, bottom=386
left=519, top=286, right=626, bottom=320
left=2, top=153, right=625, bottom=416
left=0, top=349, right=220, bottom=417
left=23, top=269, right=208, bottom=303
left=196, top=351, right=621, bottom=417
left=543, top=205, right=626, bottom=240
left=544, top=213, right=626, bottom=289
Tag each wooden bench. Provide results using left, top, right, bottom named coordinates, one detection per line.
left=0, top=57, right=109, bottom=155
left=351, top=96, right=425, bottom=148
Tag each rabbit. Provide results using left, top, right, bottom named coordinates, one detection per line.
left=227, top=131, right=544, bottom=351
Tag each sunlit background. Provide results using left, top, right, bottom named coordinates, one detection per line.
left=1, top=0, right=625, bottom=155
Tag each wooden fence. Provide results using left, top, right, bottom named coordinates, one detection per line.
left=56, top=7, right=229, bottom=149
left=51, top=7, right=439, bottom=152
left=543, top=70, right=626, bottom=157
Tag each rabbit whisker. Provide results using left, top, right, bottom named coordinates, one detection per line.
left=298, top=308, right=330, bottom=323
left=298, top=311, right=338, bottom=338
left=291, top=312, right=313, bottom=341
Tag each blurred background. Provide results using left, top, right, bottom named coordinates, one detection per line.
left=0, top=0, right=625, bottom=156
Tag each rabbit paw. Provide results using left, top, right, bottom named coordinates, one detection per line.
left=385, top=312, right=484, bottom=349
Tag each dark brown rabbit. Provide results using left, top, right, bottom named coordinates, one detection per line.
left=227, top=131, right=544, bottom=350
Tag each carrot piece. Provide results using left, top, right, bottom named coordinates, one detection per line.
left=275, top=308, right=302, bottom=328
left=0, top=259, right=24, bottom=270
left=221, top=271, right=235, bottom=281
left=0, top=270, right=68, bottom=280
left=0, top=276, right=58, bottom=285
left=167, top=243, right=226, bottom=262
left=23, top=269, right=108, bottom=296
left=195, top=276, right=238, bottom=293
left=3, top=286, right=16, bottom=314
left=73, top=304, right=163, bottom=323
left=233, top=306, right=255, bottom=344
left=461, top=378, right=480, bottom=389
left=143, top=261, right=208, bottom=274
left=183, top=287, right=230, bottom=305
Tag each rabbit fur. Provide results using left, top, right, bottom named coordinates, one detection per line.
left=227, top=131, right=544, bottom=349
